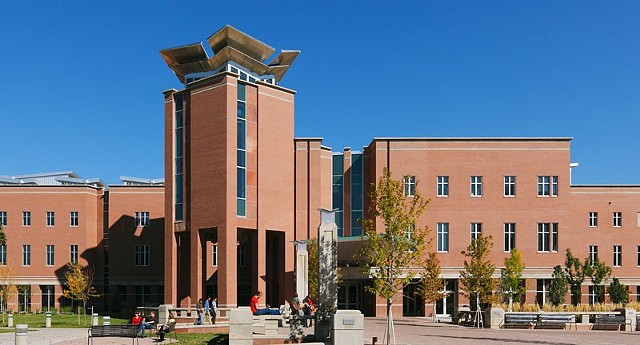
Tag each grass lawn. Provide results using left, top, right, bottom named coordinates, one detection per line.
left=167, top=333, right=228, bottom=345
left=0, top=312, right=129, bottom=328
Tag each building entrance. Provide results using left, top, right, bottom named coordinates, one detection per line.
left=402, top=281, right=424, bottom=316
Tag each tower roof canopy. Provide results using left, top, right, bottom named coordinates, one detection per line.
left=207, top=25, right=275, bottom=62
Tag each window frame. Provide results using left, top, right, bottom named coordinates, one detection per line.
left=134, top=244, right=150, bottom=267
left=589, top=212, right=598, bottom=228
left=437, top=176, right=449, bottom=197
left=504, top=176, right=516, bottom=197
left=70, top=245, right=79, bottom=264
left=470, top=176, right=482, bottom=197
left=46, top=211, right=55, bottom=227
left=537, top=222, right=558, bottom=253
left=589, top=245, right=598, bottom=264
left=0, top=245, right=6, bottom=265
left=613, top=245, right=622, bottom=267
left=22, top=244, right=31, bottom=266
left=70, top=211, right=79, bottom=227
left=436, top=223, right=449, bottom=253
left=613, top=212, right=622, bottom=227
left=0, top=211, right=6, bottom=226
left=403, top=175, right=416, bottom=197
left=22, top=211, right=31, bottom=227
left=470, top=223, right=482, bottom=242
left=46, top=244, right=55, bottom=266
left=212, top=244, right=218, bottom=267
left=504, top=223, right=516, bottom=252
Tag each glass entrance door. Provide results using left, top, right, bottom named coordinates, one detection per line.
left=435, top=280, right=455, bottom=316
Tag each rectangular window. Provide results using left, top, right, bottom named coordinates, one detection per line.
left=588, top=286, right=597, bottom=305
left=212, top=244, right=218, bottom=267
left=537, top=223, right=558, bottom=252
left=22, top=211, right=31, bottom=227
left=504, top=223, right=516, bottom=252
left=613, top=245, right=622, bottom=267
left=0, top=211, right=6, bottom=226
left=470, top=176, right=482, bottom=197
left=437, top=223, right=449, bottom=252
left=637, top=246, right=640, bottom=267
left=0, top=245, right=6, bottom=265
left=589, top=212, right=598, bottom=228
left=437, top=176, right=449, bottom=197
left=504, top=176, right=516, bottom=197
left=237, top=244, right=246, bottom=267
left=174, top=93, right=184, bottom=221
left=637, top=212, right=640, bottom=227
left=46, top=245, right=54, bottom=266
left=134, top=212, right=150, bottom=227
left=134, top=245, right=150, bottom=267
left=589, top=245, right=598, bottom=264
left=332, top=154, right=344, bottom=236
left=536, top=279, right=549, bottom=306
left=22, top=245, right=31, bottom=266
left=46, top=211, right=55, bottom=227
left=350, top=153, right=364, bottom=236
left=237, top=83, right=247, bottom=217
left=470, top=223, right=482, bottom=242
left=538, top=176, right=558, bottom=196
left=403, top=176, right=415, bottom=196
left=613, top=212, right=622, bottom=227
left=70, top=211, right=79, bottom=227
left=70, top=245, right=78, bottom=264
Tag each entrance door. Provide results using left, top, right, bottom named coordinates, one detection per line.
left=403, top=282, right=424, bottom=316
left=338, top=284, right=362, bottom=310
left=435, top=280, right=455, bottom=317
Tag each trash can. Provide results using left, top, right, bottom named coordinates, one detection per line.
left=331, top=310, right=364, bottom=345
left=92, top=313, right=99, bottom=326
left=15, top=324, right=28, bottom=345
left=45, top=312, right=52, bottom=328
left=103, top=316, right=111, bottom=325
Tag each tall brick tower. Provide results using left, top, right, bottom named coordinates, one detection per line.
left=160, top=25, right=300, bottom=308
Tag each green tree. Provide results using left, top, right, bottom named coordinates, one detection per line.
left=549, top=265, right=568, bottom=306
left=564, top=249, right=586, bottom=305
left=63, top=262, right=100, bottom=324
left=460, top=234, right=496, bottom=310
left=607, top=277, right=629, bottom=304
left=417, top=252, right=444, bottom=322
left=500, top=248, right=525, bottom=309
left=584, top=256, right=612, bottom=304
left=307, top=238, right=319, bottom=300
left=0, top=266, right=17, bottom=324
left=0, top=224, right=6, bottom=246
left=359, top=168, right=429, bottom=345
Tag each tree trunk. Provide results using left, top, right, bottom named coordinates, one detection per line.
left=385, top=298, right=395, bottom=345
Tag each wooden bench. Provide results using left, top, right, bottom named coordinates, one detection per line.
left=594, top=314, right=631, bottom=331
left=87, top=324, right=138, bottom=345
left=501, top=314, right=538, bottom=329
left=537, top=314, right=576, bottom=330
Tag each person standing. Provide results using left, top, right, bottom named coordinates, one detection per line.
left=210, top=297, right=218, bottom=325
left=194, top=298, right=205, bottom=325
left=204, top=296, right=212, bottom=323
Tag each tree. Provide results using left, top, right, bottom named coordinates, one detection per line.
left=63, top=262, right=99, bottom=324
left=0, top=224, right=6, bottom=246
left=549, top=265, right=568, bottom=306
left=417, top=252, right=443, bottom=322
left=500, top=248, right=525, bottom=310
left=359, top=168, right=429, bottom=345
left=459, top=234, right=496, bottom=310
left=584, top=256, right=612, bottom=304
left=564, top=249, right=586, bottom=305
left=0, top=266, right=17, bottom=324
left=607, top=277, right=629, bottom=305
left=307, top=238, right=319, bottom=300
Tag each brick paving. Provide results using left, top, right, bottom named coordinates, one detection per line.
left=1, top=318, right=639, bottom=344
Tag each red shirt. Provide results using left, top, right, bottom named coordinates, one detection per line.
left=131, top=315, right=142, bottom=325
left=250, top=295, right=259, bottom=314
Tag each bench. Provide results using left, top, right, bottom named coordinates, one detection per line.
left=156, top=322, right=178, bottom=343
left=87, top=324, right=138, bottom=345
left=501, top=314, right=538, bottom=329
left=594, top=314, right=631, bottom=331
left=537, top=314, right=576, bottom=330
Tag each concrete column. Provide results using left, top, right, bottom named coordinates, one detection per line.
left=332, top=310, right=364, bottom=345
left=487, top=307, right=504, bottom=329
left=294, top=241, right=309, bottom=299
left=45, top=312, right=52, bottom=328
left=158, top=304, right=173, bottom=325
left=92, top=313, right=99, bottom=326
left=618, top=308, right=636, bottom=331
left=8, top=313, right=13, bottom=327
left=318, top=209, right=338, bottom=312
left=219, top=224, right=238, bottom=309
left=229, top=307, right=253, bottom=345
left=102, top=316, right=111, bottom=326
left=15, top=324, right=28, bottom=345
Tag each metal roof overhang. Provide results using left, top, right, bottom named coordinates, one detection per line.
left=207, top=25, right=275, bottom=62
left=269, top=50, right=300, bottom=67
left=160, top=42, right=208, bottom=66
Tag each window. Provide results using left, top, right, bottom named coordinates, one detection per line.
left=237, top=244, right=246, bottom=267
left=237, top=83, right=247, bottom=216
left=589, top=245, right=598, bottom=264
left=470, top=223, right=482, bottom=242
left=0, top=245, right=6, bottom=265
left=46, top=211, right=55, bottom=227
left=588, top=286, right=597, bottom=305
left=537, top=176, right=558, bottom=196
left=22, top=245, right=31, bottom=266
left=403, top=176, right=415, bottom=196
left=70, top=245, right=78, bottom=264
left=470, top=176, right=482, bottom=197
left=637, top=212, right=640, bottom=227
left=504, top=176, right=516, bottom=197
left=537, top=223, right=558, bottom=252
left=0, top=211, right=6, bottom=226
left=504, top=223, right=516, bottom=252
left=134, top=245, right=150, bottom=266
left=212, top=244, right=218, bottom=266
left=332, top=154, right=344, bottom=236
left=613, top=212, right=622, bottom=227
left=589, top=212, right=598, bottom=228
left=134, top=212, right=150, bottom=227
left=46, top=245, right=54, bottom=266
left=22, top=211, right=31, bottom=227
left=437, top=223, right=449, bottom=252
left=70, top=212, right=79, bottom=227
left=613, top=245, right=622, bottom=267
left=536, top=279, right=549, bottom=306
left=174, top=93, right=184, bottom=221
left=437, top=176, right=449, bottom=197
left=350, top=153, right=364, bottom=236
left=637, top=246, right=640, bottom=267
left=405, top=224, right=414, bottom=240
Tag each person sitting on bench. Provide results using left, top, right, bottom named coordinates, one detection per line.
left=250, top=291, right=280, bottom=315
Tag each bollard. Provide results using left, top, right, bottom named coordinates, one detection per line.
left=92, top=313, right=99, bottom=326
left=45, top=312, right=52, bottom=328
left=8, top=313, right=13, bottom=327
left=103, top=316, right=111, bottom=325
left=15, top=324, right=28, bottom=345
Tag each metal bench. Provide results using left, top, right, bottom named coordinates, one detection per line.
left=87, top=324, right=138, bottom=345
left=537, top=314, right=576, bottom=330
left=501, top=313, right=538, bottom=329
left=156, top=322, right=178, bottom=343
left=594, top=314, right=631, bottom=331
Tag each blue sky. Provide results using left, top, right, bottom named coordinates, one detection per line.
left=1, top=1, right=638, bottom=185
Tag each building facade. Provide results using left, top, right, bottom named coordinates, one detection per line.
left=1, top=25, right=638, bottom=317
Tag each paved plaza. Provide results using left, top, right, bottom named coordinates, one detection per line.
left=1, top=318, right=639, bottom=344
